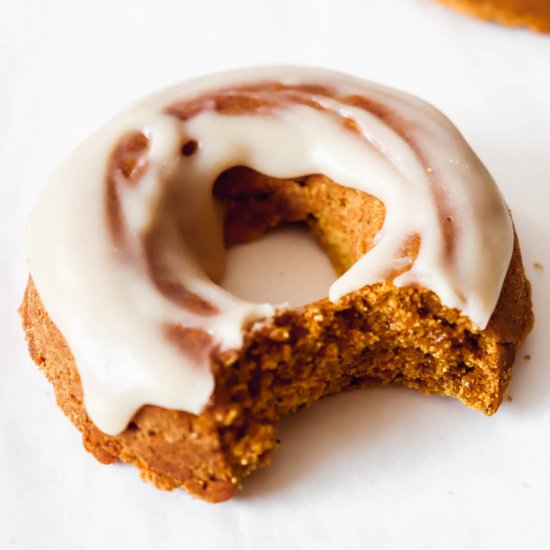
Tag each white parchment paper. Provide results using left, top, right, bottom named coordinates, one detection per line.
left=1, top=1, right=549, bottom=548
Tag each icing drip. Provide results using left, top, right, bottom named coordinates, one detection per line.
left=26, top=67, right=513, bottom=435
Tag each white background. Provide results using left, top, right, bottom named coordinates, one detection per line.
left=1, top=1, right=550, bottom=548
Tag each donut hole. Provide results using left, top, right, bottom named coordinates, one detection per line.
left=213, top=166, right=386, bottom=277
left=141, top=162, right=386, bottom=310
left=218, top=223, right=336, bottom=307
left=212, top=166, right=386, bottom=305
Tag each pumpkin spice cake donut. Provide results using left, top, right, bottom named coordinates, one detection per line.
left=435, top=0, right=550, bottom=33
left=20, top=67, right=533, bottom=502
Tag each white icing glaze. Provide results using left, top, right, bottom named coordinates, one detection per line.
left=26, top=66, right=513, bottom=435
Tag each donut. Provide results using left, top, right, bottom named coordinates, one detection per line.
left=20, top=67, right=533, bottom=502
left=435, top=0, right=550, bottom=32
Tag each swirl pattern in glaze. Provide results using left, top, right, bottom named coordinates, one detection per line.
left=26, top=67, right=513, bottom=435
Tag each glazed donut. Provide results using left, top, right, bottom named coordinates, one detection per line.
left=20, top=67, right=533, bottom=502
left=436, top=0, right=550, bottom=33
